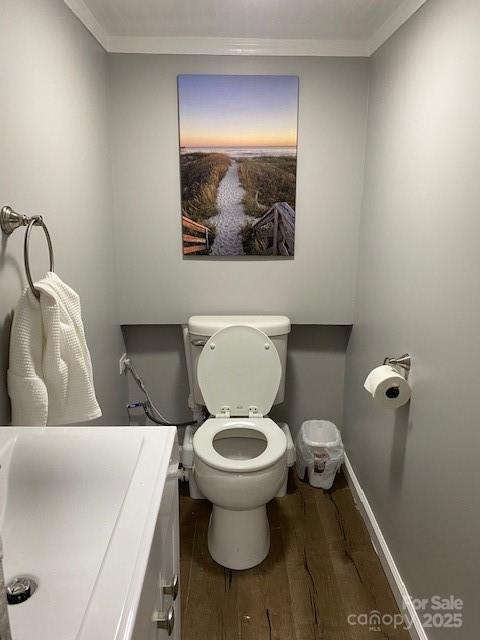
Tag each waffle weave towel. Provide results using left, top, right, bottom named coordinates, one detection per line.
left=8, top=272, right=101, bottom=426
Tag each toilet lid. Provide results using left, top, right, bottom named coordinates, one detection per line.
left=197, top=325, right=281, bottom=417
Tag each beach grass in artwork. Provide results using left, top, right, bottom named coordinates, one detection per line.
left=178, top=74, right=298, bottom=256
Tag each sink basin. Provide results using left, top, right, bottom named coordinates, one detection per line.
left=0, top=426, right=177, bottom=640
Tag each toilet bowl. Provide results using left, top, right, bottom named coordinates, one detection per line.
left=193, top=418, right=287, bottom=569
left=191, top=324, right=288, bottom=570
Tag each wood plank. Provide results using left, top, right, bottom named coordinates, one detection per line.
left=183, top=245, right=207, bottom=254
left=252, top=205, right=275, bottom=228
left=252, top=216, right=273, bottom=230
left=307, top=483, right=375, bottom=640
left=323, top=484, right=410, bottom=640
left=182, top=216, right=209, bottom=232
left=252, top=203, right=294, bottom=230
left=279, top=217, right=295, bottom=236
left=272, top=207, right=279, bottom=255
left=181, top=471, right=410, bottom=640
left=278, top=205, right=295, bottom=220
left=280, top=220, right=295, bottom=236
left=276, top=202, right=295, bottom=220
left=280, top=475, right=350, bottom=640
left=236, top=500, right=296, bottom=640
left=183, top=234, right=206, bottom=244
left=182, top=499, right=239, bottom=640
left=182, top=214, right=207, bottom=227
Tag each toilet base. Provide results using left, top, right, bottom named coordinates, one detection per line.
left=208, top=505, right=270, bottom=570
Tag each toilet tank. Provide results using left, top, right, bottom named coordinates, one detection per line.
left=186, top=316, right=291, bottom=408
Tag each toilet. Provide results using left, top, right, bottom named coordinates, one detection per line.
left=186, top=318, right=292, bottom=570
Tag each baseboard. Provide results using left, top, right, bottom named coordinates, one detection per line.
left=343, top=454, right=428, bottom=640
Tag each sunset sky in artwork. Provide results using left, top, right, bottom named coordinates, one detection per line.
left=178, top=75, right=298, bottom=148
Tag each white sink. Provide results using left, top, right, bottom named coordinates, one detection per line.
left=0, top=426, right=178, bottom=640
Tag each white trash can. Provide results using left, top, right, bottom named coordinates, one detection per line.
left=296, top=420, right=344, bottom=489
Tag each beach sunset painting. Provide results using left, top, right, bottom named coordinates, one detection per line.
left=178, top=74, right=298, bottom=256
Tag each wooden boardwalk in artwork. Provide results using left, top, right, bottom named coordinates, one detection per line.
left=182, top=201, right=295, bottom=257
left=251, top=202, right=295, bottom=256
left=183, top=216, right=211, bottom=255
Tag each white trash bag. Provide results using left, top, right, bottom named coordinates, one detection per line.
left=295, top=420, right=344, bottom=489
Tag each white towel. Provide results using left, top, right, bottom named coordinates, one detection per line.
left=8, top=272, right=102, bottom=426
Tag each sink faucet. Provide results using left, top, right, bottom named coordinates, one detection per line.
left=0, top=537, right=12, bottom=640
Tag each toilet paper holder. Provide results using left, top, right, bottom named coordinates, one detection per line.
left=383, top=353, right=411, bottom=378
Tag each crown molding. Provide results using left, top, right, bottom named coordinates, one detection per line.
left=65, top=0, right=108, bottom=49
left=367, top=0, right=428, bottom=55
left=106, top=36, right=369, bottom=57
left=65, top=0, right=428, bottom=58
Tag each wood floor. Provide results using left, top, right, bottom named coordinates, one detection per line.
left=180, top=471, right=410, bottom=640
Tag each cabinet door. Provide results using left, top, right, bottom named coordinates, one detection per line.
left=132, top=441, right=180, bottom=640
left=157, top=479, right=180, bottom=640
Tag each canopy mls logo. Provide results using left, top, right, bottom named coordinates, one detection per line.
left=347, top=595, right=464, bottom=631
left=347, top=610, right=407, bottom=632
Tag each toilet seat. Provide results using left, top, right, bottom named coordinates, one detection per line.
left=193, top=418, right=286, bottom=473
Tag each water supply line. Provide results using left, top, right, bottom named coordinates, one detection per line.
left=124, top=357, right=199, bottom=427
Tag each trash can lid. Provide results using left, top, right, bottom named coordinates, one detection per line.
left=301, top=420, right=340, bottom=448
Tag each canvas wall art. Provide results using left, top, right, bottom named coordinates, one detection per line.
left=178, top=74, right=298, bottom=256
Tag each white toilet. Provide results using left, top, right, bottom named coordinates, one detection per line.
left=185, top=317, right=292, bottom=570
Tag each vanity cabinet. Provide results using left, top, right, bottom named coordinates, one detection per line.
left=132, top=442, right=180, bottom=640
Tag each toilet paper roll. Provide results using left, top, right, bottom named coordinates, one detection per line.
left=364, top=365, right=411, bottom=409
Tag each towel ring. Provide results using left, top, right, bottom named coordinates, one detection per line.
left=24, top=216, right=55, bottom=298
left=1, top=205, right=55, bottom=298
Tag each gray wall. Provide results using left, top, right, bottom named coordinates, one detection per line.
left=122, top=325, right=193, bottom=429
left=123, top=324, right=350, bottom=440
left=109, top=55, right=369, bottom=325
left=0, top=0, right=127, bottom=425
left=344, top=0, right=480, bottom=636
